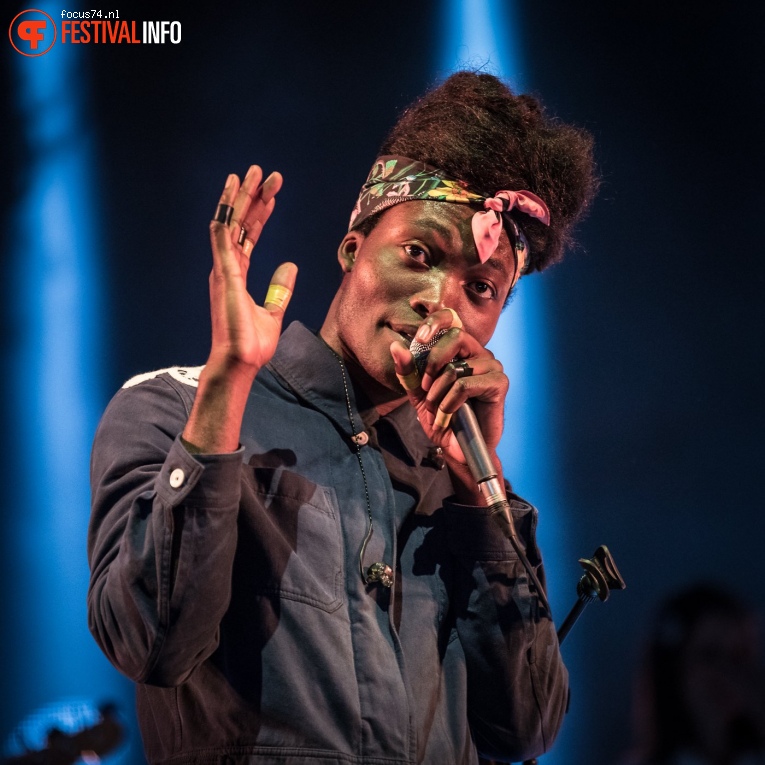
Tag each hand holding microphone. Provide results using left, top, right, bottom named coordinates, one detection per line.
left=389, top=307, right=509, bottom=484
left=389, top=308, right=551, bottom=613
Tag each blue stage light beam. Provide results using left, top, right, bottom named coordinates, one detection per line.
left=438, top=2, right=581, bottom=763
left=6, top=3, right=138, bottom=761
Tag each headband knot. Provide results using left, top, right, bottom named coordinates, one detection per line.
left=472, top=189, right=551, bottom=266
left=350, top=155, right=551, bottom=285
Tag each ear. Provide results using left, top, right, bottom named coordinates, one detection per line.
left=337, top=231, right=363, bottom=273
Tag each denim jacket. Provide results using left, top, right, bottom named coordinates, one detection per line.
left=88, top=322, right=568, bottom=764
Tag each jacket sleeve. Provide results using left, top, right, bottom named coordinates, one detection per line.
left=444, top=494, right=569, bottom=763
left=87, top=376, right=244, bottom=687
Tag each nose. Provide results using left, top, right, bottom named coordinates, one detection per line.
left=409, top=272, right=462, bottom=319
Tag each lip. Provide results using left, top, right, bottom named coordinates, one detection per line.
left=386, top=323, right=420, bottom=347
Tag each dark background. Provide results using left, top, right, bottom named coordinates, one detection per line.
left=3, top=2, right=764, bottom=763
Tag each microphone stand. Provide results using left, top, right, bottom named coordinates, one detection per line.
left=556, top=545, right=626, bottom=644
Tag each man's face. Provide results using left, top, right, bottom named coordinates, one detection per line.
left=325, top=200, right=517, bottom=397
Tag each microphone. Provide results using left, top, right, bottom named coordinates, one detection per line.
left=409, top=330, right=505, bottom=508
left=409, top=329, right=551, bottom=613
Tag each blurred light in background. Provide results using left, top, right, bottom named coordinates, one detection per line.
left=5, top=1, right=137, bottom=760
left=3, top=698, right=127, bottom=765
left=438, top=2, right=579, bottom=762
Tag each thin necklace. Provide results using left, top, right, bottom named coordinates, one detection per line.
left=330, top=350, right=393, bottom=588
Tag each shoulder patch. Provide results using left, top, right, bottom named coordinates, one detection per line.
left=122, top=366, right=204, bottom=389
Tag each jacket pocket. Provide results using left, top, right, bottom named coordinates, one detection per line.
left=243, top=472, right=344, bottom=613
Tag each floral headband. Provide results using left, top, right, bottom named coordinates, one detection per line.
left=349, top=155, right=550, bottom=285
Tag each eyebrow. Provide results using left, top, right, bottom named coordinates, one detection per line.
left=481, top=255, right=511, bottom=277
left=410, top=216, right=514, bottom=281
left=410, top=216, right=460, bottom=247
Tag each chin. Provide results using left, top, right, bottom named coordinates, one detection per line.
left=366, top=359, right=403, bottom=399
left=383, top=371, right=404, bottom=394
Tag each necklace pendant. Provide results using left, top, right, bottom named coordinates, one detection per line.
left=366, top=562, right=394, bottom=588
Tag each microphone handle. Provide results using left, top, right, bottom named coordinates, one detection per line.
left=451, top=401, right=497, bottom=484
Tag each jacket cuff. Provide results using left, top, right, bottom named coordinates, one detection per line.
left=443, top=495, right=538, bottom=562
left=156, top=435, right=244, bottom=508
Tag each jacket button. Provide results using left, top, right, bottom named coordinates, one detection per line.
left=352, top=431, right=369, bottom=446
left=169, top=468, right=185, bottom=488
left=425, top=446, right=446, bottom=469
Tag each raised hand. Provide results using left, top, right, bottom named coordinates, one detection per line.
left=208, top=166, right=297, bottom=373
left=183, top=166, right=297, bottom=454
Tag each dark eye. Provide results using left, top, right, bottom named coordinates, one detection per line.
left=469, top=280, right=497, bottom=300
left=403, top=244, right=429, bottom=264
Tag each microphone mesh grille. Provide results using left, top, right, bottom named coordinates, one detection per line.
left=409, top=329, right=448, bottom=374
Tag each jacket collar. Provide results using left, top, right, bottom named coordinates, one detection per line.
left=267, top=322, right=435, bottom=466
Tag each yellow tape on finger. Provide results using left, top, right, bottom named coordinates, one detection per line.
left=264, top=283, right=292, bottom=310
left=396, top=370, right=420, bottom=391
left=434, top=408, right=452, bottom=429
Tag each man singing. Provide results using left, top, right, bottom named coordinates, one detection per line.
left=88, top=71, right=598, bottom=764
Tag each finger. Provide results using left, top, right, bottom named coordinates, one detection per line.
left=430, top=367, right=504, bottom=437
left=244, top=171, right=283, bottom=226
left=241, top=196, right=276, bottom=259
left=420, top=331, right=493, bottom=392
left=263, top=262, right=298, bottom=320
left=433, top=372, right=509, bottom=440
left=230, top=164, right=262, bottom=239
left=390, top=341, right=424, bottom=397
left=209, top=174, right=241, bottom=273
left=241, top=172, right=283, bottom=255
left=424, top=357, right=502, bottom=411
left=412, top=307, right=462, bottom=346
left=433, top=408, right=453, bottom=430
left=411, top=308, right=468, bottom=391
left=260, top=170, right=283, bottom=204
left=212, top=173, right=239, bottom=218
